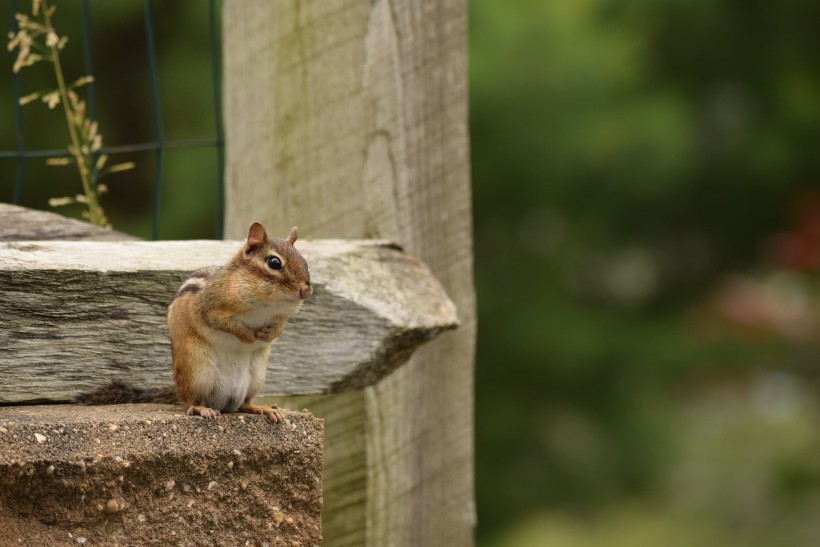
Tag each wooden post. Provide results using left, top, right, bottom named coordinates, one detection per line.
left=223, top=1, right=475, bottom=545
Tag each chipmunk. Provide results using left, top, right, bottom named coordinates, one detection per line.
left=76, top=222, right=312, bottom=423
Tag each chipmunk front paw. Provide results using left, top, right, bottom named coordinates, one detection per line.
left=253, top=323, right=279, bottom=342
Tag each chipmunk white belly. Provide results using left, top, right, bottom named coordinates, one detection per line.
left=201, top=319, right=272, bottom=412
left=207, top=355, right=251, bottom=412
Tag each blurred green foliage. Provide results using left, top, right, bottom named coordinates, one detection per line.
left=471, top=0, right=820, bottom=544
left=1, top=1, right=220, bottom=239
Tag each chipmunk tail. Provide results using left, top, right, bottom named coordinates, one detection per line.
left=75, top=381, right=178, bottom=405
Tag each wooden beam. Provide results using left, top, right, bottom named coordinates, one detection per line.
left=223, top=0, right=476, bottom=544
left=0, top=203, right=137, bottom=242
left=0, top=240, right=457, bottom=403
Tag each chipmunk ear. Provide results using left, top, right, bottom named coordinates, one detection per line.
left=245, top=222, right=268, bottom=254
left=287, top=226, right=299, bottom=245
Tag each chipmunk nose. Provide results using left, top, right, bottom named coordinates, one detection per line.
left=299, top=282, right=312, bottom=300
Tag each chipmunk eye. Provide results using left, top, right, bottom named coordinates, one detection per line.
left=266, top=256, right=283, bottom=271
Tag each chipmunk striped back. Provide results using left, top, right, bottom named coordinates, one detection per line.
left=173, top=266, right=221, bottom=300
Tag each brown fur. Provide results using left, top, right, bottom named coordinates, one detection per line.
left=77, top=223, right=311, bottom=422
left=168, top=222, right=311, bottom=421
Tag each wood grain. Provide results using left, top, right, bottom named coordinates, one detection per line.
left=0, top=203, right=137, bottom=242
left=0, top=240, right=457, bottom=403
left=223, top=0, right=476, bottom=544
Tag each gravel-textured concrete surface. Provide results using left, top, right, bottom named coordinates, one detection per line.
left=0, top=404, right=323, bottom=546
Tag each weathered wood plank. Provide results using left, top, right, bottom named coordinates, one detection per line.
left=0, top=240, right=457, bottom=403
left=223, top=0, right=475, bottom=544
left=0, top=203, right=137, bottom=241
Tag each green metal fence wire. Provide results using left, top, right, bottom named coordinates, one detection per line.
left=208, top=0, right=224, bottom=239
left=143, top=0, right=164, bottom=240
left=8, top=0, right=25, bottom=205
left=3, top=0, right=225, bottom=239
left=80, top=0, right=100, bottom=203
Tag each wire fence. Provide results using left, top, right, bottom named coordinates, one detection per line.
left=3, top=0, right=225, bottom=239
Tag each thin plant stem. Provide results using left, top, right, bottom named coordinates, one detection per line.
left=9, top=2, right=134, bottom=227
left=41, top=0, right=105, bottom=227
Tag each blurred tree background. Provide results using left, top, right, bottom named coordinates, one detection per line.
left=471, top=0, right=820, bottom=545
left=4, top=1, right=820, bottom=545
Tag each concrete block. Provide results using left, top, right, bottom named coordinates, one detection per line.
left=0, top=404, right=323, bottom=546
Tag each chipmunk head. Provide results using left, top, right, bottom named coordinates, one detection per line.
left=240, top=222, right=312, bottom=309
